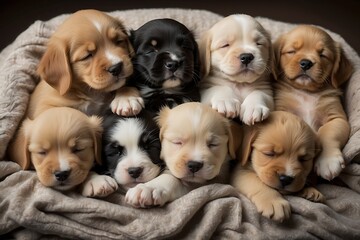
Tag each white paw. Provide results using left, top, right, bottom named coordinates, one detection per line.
left=315, top=151, right=345, bottom=180
left=81, top=175, right=118, bottom=197
left=240, top=103, right=270, bottom=125
left=125, top=184, right=169, bottom=208
left=211, top=98, right=240, bottom=118
left=111, top=96, right=144, bottom=116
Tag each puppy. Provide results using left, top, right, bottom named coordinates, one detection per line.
left=125, top=102, right=241, bottom=208
left=199, top=14, right=274, bottom=125
left=273, top=25, right=353, bottom=180
left=14, top=107, right=118, bottom=196
left=231, top=111, right=324, bottom=222
left=101, top=110, right=163, bottom=191
left=127, top=18, right=201, bottom=113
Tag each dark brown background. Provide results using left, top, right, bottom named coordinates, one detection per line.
left=1, top=0, right=359, bottom=54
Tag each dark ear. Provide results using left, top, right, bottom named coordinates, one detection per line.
left=331, top=43, right=353, bottom=88
left=191, top=32, right=201, bottom=84
left=37, top=40, right=72, bottom=95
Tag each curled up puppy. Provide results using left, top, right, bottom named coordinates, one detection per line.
left=125, top=102, right=241, bottom=208
left=199, top=14, right=274, bottom=125
left=230, top=111, right=324, bottom=222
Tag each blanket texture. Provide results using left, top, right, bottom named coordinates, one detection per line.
left=1, top=8, right=360, bottom=239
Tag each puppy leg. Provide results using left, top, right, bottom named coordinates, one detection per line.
left=125, top=171, right=188, bottom=208
left=315, top=117, right=350, bottom=180
left=80, top=172, right=118, bottom=197
left=111, top=87, right=144, bottom=116
left=241, top=90, right=273, bottom=125
left=201, top=85, right=240, bottom=118
left=297, top=186, right=325, bottom=203
left=231, top=168, right=291, bottom=222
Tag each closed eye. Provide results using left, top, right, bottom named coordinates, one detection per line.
left=81, top=53, right=93, bottom=61
left=220, top=43, right=229, bottom=49
left=263, top=151, right=275, bottom=157
left=72, top=147, right=85, bottom=154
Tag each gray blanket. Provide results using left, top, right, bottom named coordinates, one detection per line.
left=1, top=8, right=360, bottom=239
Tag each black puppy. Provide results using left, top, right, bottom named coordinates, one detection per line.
left=129, top=18, right=201, bottom=112
left=101, top=110, right=164, bottom=190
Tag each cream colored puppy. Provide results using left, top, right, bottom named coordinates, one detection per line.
left=125, top=102, right=240, bottom=208
left=199, top=14, right=274, bottom=125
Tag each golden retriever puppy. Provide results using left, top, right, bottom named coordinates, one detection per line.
left=125, top=102, right=241, bottom=208
left=14, top=107, right=118, bottom=196
left=231, top=111, right=324, bottom=222
left=273, top=25, right=353, bottom=180
left=199, top=14, right=274, bottom=125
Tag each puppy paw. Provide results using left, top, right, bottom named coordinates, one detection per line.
left=252, top=193, right=291, bottom=222
left=111, top=96, right=144, bottom=116
left=240, top=103, right=270, bottom=125
left=125, top=184, right=169, bottom=208
left=298, top=187, right=325, bottom=203
left=81, top=175, right=118, bottom=197
left=211, top=98, right=240, bottom=118
left=315, top=151, right=345, bottom=180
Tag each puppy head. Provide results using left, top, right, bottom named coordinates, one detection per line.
left=199, top=14, right=273, bottom=83
left=37, top=9, right=134, bottom=95
left=157, top=102, right=236, bottom=184
left=241, top=111, right=320, bottom=193
left=130, top=18, right=200, bottom=89
left=102, top=110, right=162, bottom=189
left=23, top=107, right=102, bottom=190
left=274, top=25, right=353, bottom=91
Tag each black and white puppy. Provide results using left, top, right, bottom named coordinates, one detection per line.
left=129, top=18, right=201, bottom=112
left=102, top=110, right=163, bottom=191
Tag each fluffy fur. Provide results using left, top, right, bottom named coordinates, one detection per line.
left=199, top=14, right=274, bottom=125
left=127, top=18, right=201, bottom=113
left=102, top=110, right=163, bottom=191
left=231, top=111, right=324, bottom=222
left=273, top=25, right=353, bottom=180
left=125, top=102, right=241, bottom=208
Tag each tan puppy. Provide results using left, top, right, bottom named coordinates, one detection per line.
left=231, top=111, right=324, bottom=222
left=273, top=25, right=353, bottom=180
left=125, top=102, right=241, bottom=208
left=15, top=107, right=118, bottom=196
left=199, top=14, right=274, bottom=125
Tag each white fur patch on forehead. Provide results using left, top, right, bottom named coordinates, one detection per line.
left=233, top=14, right=257, bottom=32
left=111, top=118, right=144, bottom=149
left=191, top=105, right=204, bottom=130
left=92, top=20, right=102, bottom=32
left=106, top=50, right=122, bottom=65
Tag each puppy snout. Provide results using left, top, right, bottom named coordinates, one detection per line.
left=128, top=167, right=143, bottom=179
left=54, top=170, right=71, bottom=182
left=107, top=62, right=123, bottom=76
left=300, top=59, right=313, bottom=71
left=279, top=175, right=294, bottom=187
left=164, top=60, right=179, bottom=72
left=239, top=53, right=254, bottom=65
left=187, top=161, right=204, bottom=173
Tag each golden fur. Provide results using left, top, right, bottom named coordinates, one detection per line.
left=199, top=14, right=274, bottom=125
left=273, top=25, right=353, bottom=180
left=231, top=111, right=324, bottom=222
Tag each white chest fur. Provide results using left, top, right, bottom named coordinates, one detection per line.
left=292, top=88, right=320, bottom=130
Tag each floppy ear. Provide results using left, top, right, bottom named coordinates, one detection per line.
left=7, top=119, right=33, bottom=170
left=37, top=40, right=72, bottom=95
left=198, top=30, right=212, bottom=78
left=155, top=106, right=171, bottom=141
left=331, top=43, right=353, bottom=88
left=126, top=38, right=135, bottom=58
left=227, top=121, right=243, bottom=160
left=240, top=125, right=258, bottom=166
left=88, top=116, right=103, bottom=165
left=191, top=32, right=201, bottom=83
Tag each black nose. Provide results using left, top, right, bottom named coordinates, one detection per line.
left=300, top=59, right=313, bottom=71
left=128, top=167, right=143, bottom=179
left=187, top=161, right=204, bottom=173
left=279, top=175, right=294, bottom=187
left=107, top=62, right=123, bottom=76
left=54, top=170, right=71, bottom=182
left=164, top=60, right=179, bottom=72
left=239, top=53, right=254, bottom=65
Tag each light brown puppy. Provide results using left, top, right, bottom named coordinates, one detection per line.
left=273, top=25, right=353, bottom=180
left=15, top=107, right=118, bottom=196
left=125, top=102, right=241, bottom=208
left=199, top=14, right=274, bottom=125
left=231, top=111, right=324, bottom=222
